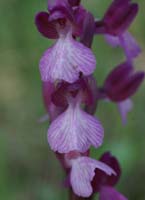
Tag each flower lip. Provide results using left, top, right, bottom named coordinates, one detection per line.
left=48, top=93, right=104, bottom=153
left=70, top=156, right=116, bottom=197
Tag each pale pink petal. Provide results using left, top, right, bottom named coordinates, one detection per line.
left=39, top=31, right=96, bottom=83
left=99, top=186, right=128, bottom=200
left=48, top=99, right=104, bottom=153
left=70, top=157, right=116, bottom=197
left=118, top=98, right=133, bottom=125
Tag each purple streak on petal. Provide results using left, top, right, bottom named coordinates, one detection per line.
left=39, top=31, right=96, bottom=83
left=99, top=186, right=128, bottom=200
left=70, top=157, right=116, bottom=197
left=118, top=98, right=133, bottom=125
left=80, top=12, right=95, bottom=48
left=35, top=12, right=58, bottom=39
left=92, top=152, right=121, bottom=192
left=48, top=96, right=104, bottom=153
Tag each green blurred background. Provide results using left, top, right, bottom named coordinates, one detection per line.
left=0, top=0, right=145, bottom=199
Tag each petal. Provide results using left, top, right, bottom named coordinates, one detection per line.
left=112, top=71, right=144, bottom=101
left=73, top=6, right=88, bottom=37
left=48, top=98, right=104, bottom=153
left=103, top=0, right=138, bottom=35
left=105, top=32, right=141, bottom=62
left=99, top=186, right=127, bottom=200
left=119, top=32, right=141, bottom=61
left=118, top=98, right=133, bottom=125
left=48, top=0, right=69, bottom=11
left=80, top=12, right=95, bottom=48
left=39, top=31, right=96, bottom=83
left=70, top=157, right=116, bottom=197
left=92, top=152, right=121, bottom=192
left=35, top=12, right=58, bottom=39
left=104, top=34, right=120, bottom=47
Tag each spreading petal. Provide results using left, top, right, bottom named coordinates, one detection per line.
left=118, top=98, right=133, bottom=125
left=119, top=32, right=141, bottom=61
left=105, top=32, right=141, bottom=62
left=99, top=186, right=127, bottom=200
left=70, top=157, right=116, bottom=197
left=39, top=31, right=96, bottom=83
left=48, top=97, right=104, bottom=153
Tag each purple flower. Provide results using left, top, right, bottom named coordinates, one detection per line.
left=48, top=93, right=104, bottom=153
left=35, top=2, right=96, bottom=83
left=92, top=152, right=127, bottom=200
left=105, top=32, right=141, bottom=63
left=64, top=151, right=116, bottom=197
left=100, top=62, right=144, bottom=124
left=42, top=76, right=98, bottom=121
left=95, top=0, right=141, bottom=62
left=104, top=62, right=144, bottom=102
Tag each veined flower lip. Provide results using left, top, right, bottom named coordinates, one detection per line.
left=48, top=93, right=104, bottom=153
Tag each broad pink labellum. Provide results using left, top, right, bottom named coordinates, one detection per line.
left=48, top=96, right=104, bottom=153
left=39, top=31, right=96, bottom=83
left=70, top=157, right=116, bottom=197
